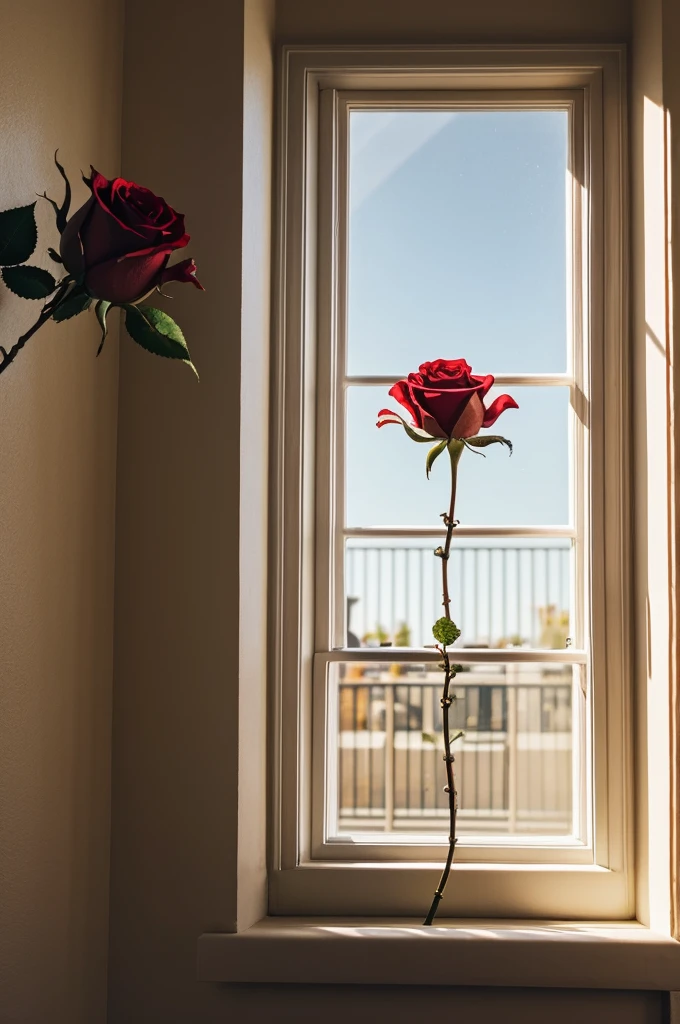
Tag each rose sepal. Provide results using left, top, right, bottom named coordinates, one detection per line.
left=53, top=151, right=71, bottom=232
left=464, top=434, right=513, bottom=456
left=95, top=300, right=112, bottom=356
left=51, top=285, right=92, bottom=321
left=376, top=408, right=439, bottom=444
left=426, top=439, right=448, bottom=478
left=37, top=152, right=72, bottom=236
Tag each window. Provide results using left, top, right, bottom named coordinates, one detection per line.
left=271, top=46, right=629, bottom=919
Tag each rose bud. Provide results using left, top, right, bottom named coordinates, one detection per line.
left=377, top=358, right=518, bottom=440
left=60, top=168, right=204, bottom=305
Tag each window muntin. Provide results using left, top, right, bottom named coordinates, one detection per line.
left=314, top=95, right=590, bottom=859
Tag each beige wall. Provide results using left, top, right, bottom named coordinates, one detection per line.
left=107, top=0, right=666, bottom=1021
left=0, top=0, right=673, bottom=1022
left=109, top=1, right=269, bottom=1020
left=0, top=2, right=123, bottom=1022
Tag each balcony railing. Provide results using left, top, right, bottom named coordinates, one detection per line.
left=346, top=542, right=571, bottom=649
left=336, top=543, right=576, bottom=837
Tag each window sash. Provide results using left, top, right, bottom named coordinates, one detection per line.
left=314, top=88, right=590, bottom=860
left=317, top=92, right=587, bottom=656
left=312, top=649, right=590, bottom=862
left=270, top=45, right=630, bottom=919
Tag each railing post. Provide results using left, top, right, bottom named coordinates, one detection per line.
left=384, top=684, right=395, bottom=832
left=506, top=673, right=518, bottom=834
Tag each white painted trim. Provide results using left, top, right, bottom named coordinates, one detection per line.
left=198, top=917, right=680, bottom=989
left=270, top=43, right=630, bottom=919
left=344, top=525, right=577, bottom=539
left=347, top=374, right=575, bottom=388
left=320, top=648, right=587, bottom=664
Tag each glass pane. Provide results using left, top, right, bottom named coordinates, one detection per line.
left=346, top=538, right=572, bottom=650
left=330, top=660, right=579, bottom=838
left=347, top=109, right=569, bottom=376
left=346, top=385, right=571, bottom=527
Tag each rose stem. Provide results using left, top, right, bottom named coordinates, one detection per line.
left=441, top=442, right=462, bottom=618
left=423, top=441, right=463, bottom=927
left=423, top=645, right=456, bottom=926
left=0, top=280, right=71, bottom=377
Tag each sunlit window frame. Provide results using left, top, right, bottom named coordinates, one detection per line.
left=270, top=45, right=630, bottom=919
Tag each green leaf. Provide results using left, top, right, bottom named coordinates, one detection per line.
left=124, top=304, right=198, bottom=378
left=52, top=287, right=92, bottom=321
left=2, top=264, right=56, bottom=299
left=422, top=731, right=437, bottom=745
left=95, top=300, right=112, bottom=356
left=466, top=434, right=513, bottom=455
left=426, top=439, right=447, bottom=479
left=432, top=617, right=461, bottom=648
left=0, top=203, right=37, bottom=266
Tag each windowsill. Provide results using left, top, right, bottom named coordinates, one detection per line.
left=197, top=917, right=680, bottom=988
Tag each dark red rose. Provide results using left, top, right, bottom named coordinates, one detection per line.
left=377, top=358, right=518, bottom=439
left=59, top=168, right=204, bottom=304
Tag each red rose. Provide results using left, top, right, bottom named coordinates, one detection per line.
left=377, top=358, right=518, bottom=439
left=59, top=168, right=204, bottom=304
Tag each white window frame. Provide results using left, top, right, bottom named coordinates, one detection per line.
left=270, top=44, right=630, bottom=919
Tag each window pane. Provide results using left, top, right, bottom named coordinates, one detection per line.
left=346, top=538, right=572, bottom=650
left=330, top=660, right=579, bottom=838
left=347, top=110, right=569, bottom=376
left=346, top=385, right=571, bottom=527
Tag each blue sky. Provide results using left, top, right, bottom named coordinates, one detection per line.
left=346, top=109, right=570, bottom=530
left=343, top=110, right=572, bottom=644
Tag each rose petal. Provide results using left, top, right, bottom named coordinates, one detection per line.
left=86, top=168, right=188, bottom=261
left=482, top=393, right=519, bottom=428
left=159, top=257, right=204, bottom=291
left=450, top=391, right=485, bottom=438
left=85, top=250, right=169, bottom=304
left=411, top=381, right=483, bottom=438
left=474, top=373, right=495, bottom=397
left=389, top=379, right=425, bottom=431
left=115, top=232, right=190, bottom=261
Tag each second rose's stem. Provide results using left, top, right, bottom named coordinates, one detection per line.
left=0, top=279, right=72, bottom=377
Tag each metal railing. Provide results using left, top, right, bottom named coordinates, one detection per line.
left=346, top=542, right=571, bottom=649
left=337, top=543, right=576, bottom=835
left=337, top=664, right=574, bottom=836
